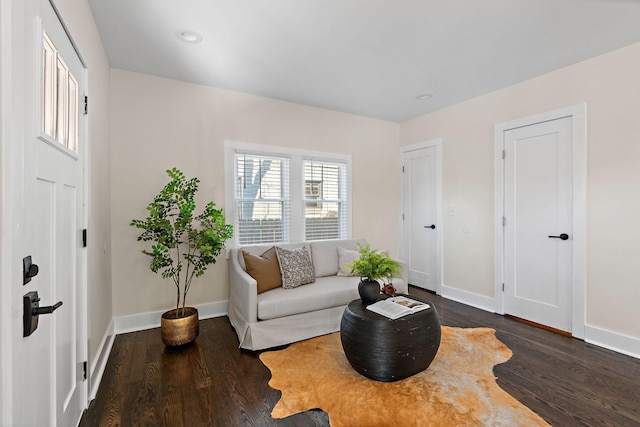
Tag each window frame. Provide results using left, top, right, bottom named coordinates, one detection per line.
left=235, top=153, right=289, bottom=245
left=225, top=141, right=352, bottom=248
left=302, top=158, right=349, bottom=241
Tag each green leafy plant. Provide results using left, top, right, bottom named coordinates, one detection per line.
left=349, top=243, right=401, bottom=283
left=130, top=168, right=233, bottom=317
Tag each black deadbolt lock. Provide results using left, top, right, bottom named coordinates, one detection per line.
left=23, top=256, right=39, bottom=285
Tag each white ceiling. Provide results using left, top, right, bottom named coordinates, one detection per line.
left=88, top=0, right=640, bottom=122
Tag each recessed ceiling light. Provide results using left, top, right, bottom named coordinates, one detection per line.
left=416, top=93, right=433, bottom=100
left=176, top=30, right=203, bottom=44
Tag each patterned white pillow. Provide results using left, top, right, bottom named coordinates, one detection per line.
left=337, top=247, right=360, bottom=277
left=275, top=246, right=316, bottom=289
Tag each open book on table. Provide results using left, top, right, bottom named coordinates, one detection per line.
left=366, top=296, right=430, bottom=320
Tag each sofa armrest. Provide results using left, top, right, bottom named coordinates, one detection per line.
left=229, top=249, right=258, bottom=323
left=393, top=257, right=409, bottom=284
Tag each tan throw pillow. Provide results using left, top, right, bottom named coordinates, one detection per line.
left=242, top=247, right=282, bottom=294
left=275, top=246, right=316, bottom=289
left=337, top=247, right=360, bottom=277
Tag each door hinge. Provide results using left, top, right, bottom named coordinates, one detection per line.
left=502, top=216, right=506, bottom=226
left=502, top=283, right=505, bottom=292
left=402, top=165, right=405, bottom=173
left=82, top=229, right=87, bottom=248
left=502, top=150, right=505, bottom=159
left=402, top=213, right=405, bottom=220
left=83, top=95, right=88, bottom=115
left=82, top=361, right=88, bottom=381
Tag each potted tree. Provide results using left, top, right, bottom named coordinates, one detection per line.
left=130, top=168, right=233, bottom=346
left=349, top=244, right=401, bottom=305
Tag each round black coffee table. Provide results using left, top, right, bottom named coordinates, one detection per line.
left=340, top=294, right=441, bottom=382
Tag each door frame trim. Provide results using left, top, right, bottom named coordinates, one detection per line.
left=399, top=138, right=443, bottom=295
left=0, top=0, right=15, bottom=422
left=493, top=104, right=587, bottom=339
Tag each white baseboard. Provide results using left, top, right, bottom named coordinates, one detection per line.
left=89, top=319, right=115, bottom=400
left=113, top=300, right=229, bottom=335
left=585, top=325, right=640, bottom=360
left=441, top=284, right=496, bottom=313
left=440, top=285, right=640, bottom=359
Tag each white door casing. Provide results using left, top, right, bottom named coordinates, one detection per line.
left=494, top=105, right=587, bottom=338
left=400, top=139, right=443, bottom=294
left=7, top=0, right=89, bottom=426
left=0, top=0, right=12, bottom=422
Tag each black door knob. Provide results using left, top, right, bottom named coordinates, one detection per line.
left=548, top=233, right=569, bottom=240
left=424, top=224, right=436, bottom=229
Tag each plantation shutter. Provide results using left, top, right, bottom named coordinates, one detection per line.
left=234, top=153, right=289, bottom=244
left=303, top=159, right=350, bottom=240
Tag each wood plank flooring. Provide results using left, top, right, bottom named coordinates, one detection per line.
left=79, top=287, right=640, bottom=426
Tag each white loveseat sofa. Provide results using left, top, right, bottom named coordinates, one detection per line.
left=228, top=238, right=408, bottom=350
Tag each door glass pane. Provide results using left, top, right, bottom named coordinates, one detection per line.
left=42, top=33, right=57, bottom=139
left=41, top=31, right=79, bottom=153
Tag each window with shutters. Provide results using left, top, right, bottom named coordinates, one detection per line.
left=304, top=160, right=348, bottom=240
left=235, top=153, right=288, bottom=245
left=225, top=141, right=351, bottom=246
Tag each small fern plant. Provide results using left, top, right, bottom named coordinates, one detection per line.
left=349, top=243, right=401, bottom=284
left=130, top=168, right=233, bottom=317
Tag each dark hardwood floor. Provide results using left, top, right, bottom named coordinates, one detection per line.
left=79, top=287, right=640, bottom=426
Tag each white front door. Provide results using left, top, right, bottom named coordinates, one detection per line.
left=401, top=143, right=441, bottom=292
left=11, top=0, right=87, bottom=425
left=503, top=117, right=573, bottom=332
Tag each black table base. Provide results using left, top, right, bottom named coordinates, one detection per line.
left=340, top=295, right=441, bottom=382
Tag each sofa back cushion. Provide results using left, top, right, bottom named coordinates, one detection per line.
left=237, top=242, right=310, bottom=271
left=310, top=238, right=366, bottom=277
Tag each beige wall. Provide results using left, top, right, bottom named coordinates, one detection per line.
left=54, top=0, right=113, bottom=364
left=401, top=42, right=640, bottom=340
left=110, top=69, right=400, bottom=317
left=59, top=1, right=640, bottom=346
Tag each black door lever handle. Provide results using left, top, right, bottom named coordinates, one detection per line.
left=424, top=224, right=436, bottom=229
left=548, top=233, right=569, bottom=240
left=33, top=301, right=63, bottom=315
left=23, top=291, right=63, bottom=337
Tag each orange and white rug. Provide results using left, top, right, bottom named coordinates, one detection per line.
left=260, top=327, right=550, bottom=427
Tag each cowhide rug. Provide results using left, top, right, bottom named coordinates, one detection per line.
left=259, top=326, right=550, bottom=427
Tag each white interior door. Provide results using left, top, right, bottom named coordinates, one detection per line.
left=402, top=144, right=441, bottom=292
left=503, top=117, right=573, bottom=332
left=11, top=0, right=87, bottom=425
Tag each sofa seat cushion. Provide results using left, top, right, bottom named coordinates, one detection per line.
left=257, top=276, right=361, bottom=320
